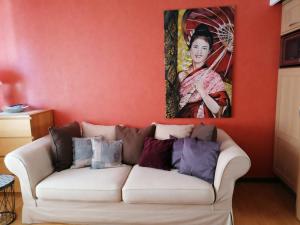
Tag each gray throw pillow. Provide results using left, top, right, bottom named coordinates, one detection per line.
left=91, top=138, right=123, bottom=169
left=71, top=137, right=93, bottom=169
left=190, top=124, right=217, bottom=142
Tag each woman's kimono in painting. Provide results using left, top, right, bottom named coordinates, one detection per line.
left=177, top=67, right=230, bottom=118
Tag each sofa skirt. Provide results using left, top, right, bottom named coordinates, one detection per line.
left=23, top=200, right=232, bottom=225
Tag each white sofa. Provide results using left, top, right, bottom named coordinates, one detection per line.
left=5, top=128, right=250, bottom=225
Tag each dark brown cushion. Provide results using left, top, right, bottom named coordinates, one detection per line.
left=190, top=124, right=217, bottom=142
left=116, top=125, right=156, bottom=165
left=49, top=121, right=81, bottom=171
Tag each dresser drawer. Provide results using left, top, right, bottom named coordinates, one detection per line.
left=0, top=119, right=32, bottom=137
left=0, top=137, right=33, bottom=156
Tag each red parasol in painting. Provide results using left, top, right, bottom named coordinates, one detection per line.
left=182, top=6, right=235, bottom=81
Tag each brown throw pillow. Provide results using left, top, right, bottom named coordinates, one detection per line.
left=116, top=125, right=156, bottom=165
left=191, top=124, right=217, bottom=142
left=49, top=121, right=81, bottom=172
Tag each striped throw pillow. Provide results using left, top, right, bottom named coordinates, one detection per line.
left=91, top=138, right=123, bottom=169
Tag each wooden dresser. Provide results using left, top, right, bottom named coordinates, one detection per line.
left=281, top=0, right=300, bottom=35
left=0, top=110, right=53, bottom=191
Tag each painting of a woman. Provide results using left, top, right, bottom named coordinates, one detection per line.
left=176, top=24, right=230, bottom=118
left=164, top=7, right=234, bottom=118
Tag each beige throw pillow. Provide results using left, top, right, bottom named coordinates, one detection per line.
left=153, top=123, right=194, bottom=140
left=82, top=121, right=116, bottom=140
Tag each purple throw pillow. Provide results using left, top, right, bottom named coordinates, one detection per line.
left=172, top=138, right=184, bottom=169
left=138, top=137, right=174, bottom=170
left=179, top=138, right=220, bottom=184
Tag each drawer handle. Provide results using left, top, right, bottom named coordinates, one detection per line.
left=289, top=21, right=300, bottom=27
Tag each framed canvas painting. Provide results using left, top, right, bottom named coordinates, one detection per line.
left=164, top=6, right=234, bottom=118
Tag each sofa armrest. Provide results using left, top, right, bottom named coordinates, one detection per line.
left=213, top=129, right=251, bottom=209
left=4, top=135, right=54, bottom=206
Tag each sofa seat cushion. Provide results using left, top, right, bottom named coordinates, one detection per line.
left=122, top=165, right=215, bottom=204
left=36, top=165, right=132, bottom=202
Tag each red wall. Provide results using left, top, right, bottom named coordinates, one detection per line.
left=0, top=0, right=281, bottom=177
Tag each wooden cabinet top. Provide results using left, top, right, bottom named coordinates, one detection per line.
left=281, top=0, right=300, bottom=35
left=0, top=109, right=53, bottom=138
left=0, top=109, right=53, bottom=119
